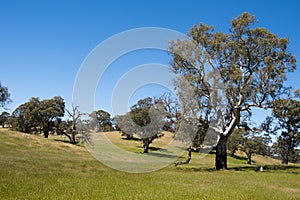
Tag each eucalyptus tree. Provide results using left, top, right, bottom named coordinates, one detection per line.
left=11, top=96, right=65, bottom=137
left=116, top=97, right=165, bottom=153
left=0, top=111, right=10, bottom=128
left=11, top=97, right=40, bottom=133
left=0, top=82, right=12, bottom=109
left=271, top=98, right=300, bottom=164
left=37, top=96, right=65, bottom=138
left=169, top=12, right=296, bottom=169
left=90, top=109, right=114, bottom=132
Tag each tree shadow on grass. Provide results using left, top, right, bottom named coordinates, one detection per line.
left=136, top=146, right=162, bottom=151
left=147, top=152, right=180, bottom=159
left=121, top=137, right=141, bottom=141
left=54, top=139, right=70, bottom=143
left=228, top=166, right=258, bottom=171
left=133, top=146, right=180, bottom=159
left=230, top=154, right=250, bottom=161
left=53, top=139, right=82, bottom=146
left=262, top=165, right=300, bottom=172
left=228, top=165, right=300, bottom=174
left=175, top=164, right=300, bottom=173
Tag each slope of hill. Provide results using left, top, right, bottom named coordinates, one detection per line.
left=0, top=129, right=299, bottom=200
left=102, top=131, right=286, bottom=168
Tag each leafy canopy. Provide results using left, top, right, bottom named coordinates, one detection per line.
left=169, top=12, right=296, bottom=139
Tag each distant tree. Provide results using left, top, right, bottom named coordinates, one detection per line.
left=227, top=129, right=244, bottom=157
left=271, top=98, right=300, bottom=164
left=11, top=96, right=65, bottom=137
left=240, top=132, right=270, bottom=165
left=0, top=111, right=10, bottom=128
left=11, top=97, right=40, bottom=133
left=130, top=97, right=165, bottom=153
left=0, top=82, right=12, bottom=109
left=228, top=128, right=270, bottom=164
left=169, top=12, right=296, bottom=169
left=155, top=93, right=181, bottom=132
left=90, top=110, right=114, bottom=132
left=37, top=96, right=65, bottom=138
left=116, top=97, right=165, bottom=153
left=55, top=105, right=85, bottom=144
left=272, top=137, right=299, bottom=164
left=114, top=114, right=136, bottom=139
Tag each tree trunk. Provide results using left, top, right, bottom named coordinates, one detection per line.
left=70, top=131, right=76, bottom=144
left=247, top=152, right=252, bottom=165
left=44, top=130, right=49, bottom=138
left=44, top=124, right=50, bottom=138
left=143, top=139, right=150, bottom=153
left=230, top=148, right=236, bottom=157
left=215, top=134, right=228, bottom=170
left=126, top=134, right=133, bottom=140
left=282, top=154, right=289, bottom=164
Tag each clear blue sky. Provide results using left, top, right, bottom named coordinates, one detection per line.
left=1, top=0, right=299, bottom=120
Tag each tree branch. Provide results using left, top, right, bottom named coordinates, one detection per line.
left=175, top=147, right=192, bottom=167
left=223, top=113, right=237, bottom=137
left=55, top=127, right=72, bottom=141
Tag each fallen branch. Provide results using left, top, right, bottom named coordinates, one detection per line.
left=175, top=147, right=192, bottom=167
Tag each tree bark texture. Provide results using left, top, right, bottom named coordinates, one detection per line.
left=215, top=134, right=228, bottom=170
left=247, top=152, right=252, bottom=165
left=143, top=139, right=150, bottom=153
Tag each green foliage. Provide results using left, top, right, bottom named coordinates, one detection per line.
left=271, top=98, right=300, bottom=164
left=228, top=129, right=271, bottom=164
left=11, top=97, right=40, bottom=133
left=0, top=111, right=10, bottom=128
left=169, top=12, right=297, bottom=169
left=0, top=82, right=12, bottom=108
left=90, top=109, right=114, bottom=132
left=227, top=129, right=244, bottom=157
left=11, top=96, right=65, bottom=137
left=115, top=97, right=165, bottom=153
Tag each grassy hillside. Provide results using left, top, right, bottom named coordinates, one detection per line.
left=0, top=129, right=300, bottom=199
left=102, top=131, right=285, bottom=169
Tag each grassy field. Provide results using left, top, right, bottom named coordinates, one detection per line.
left=0, top=129, right=300, bottom=199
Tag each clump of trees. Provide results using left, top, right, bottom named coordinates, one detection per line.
left=261, top=97, right=300, bottom=164
left=10, top=97, right=93, bottom=144
left=227, top=128, right=271, bottom=164
left=271, top=98, right=300, bottom=164
left=11, top=96, right=65, bottom=138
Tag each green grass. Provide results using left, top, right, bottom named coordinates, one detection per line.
left=0, top=129, right=300, bottom=199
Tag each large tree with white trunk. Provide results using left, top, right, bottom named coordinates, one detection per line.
left=169, top=12, right=296, bottom=169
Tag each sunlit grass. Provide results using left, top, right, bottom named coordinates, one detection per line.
left=0, top=129, right=299, bottom=199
